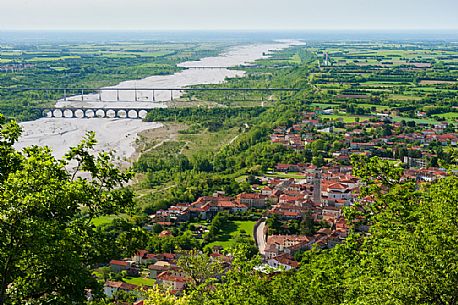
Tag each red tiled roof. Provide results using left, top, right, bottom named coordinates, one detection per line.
left=157, top=272, right=190, bottom=283
left=157, top=222, right=173, bottom=226
left=216, top=201, right=238, bottom=208
left=109, top=260, right=129, bottom=267
left=238, top=193, right=267, bottom=199
left=328, top=183, right=347, bottom=190
left=272, top=254, right=300, bottom=268
left=105, top=281, right=138, bottom=290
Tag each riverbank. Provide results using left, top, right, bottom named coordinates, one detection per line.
left=15, top=118, right=163, bottom=163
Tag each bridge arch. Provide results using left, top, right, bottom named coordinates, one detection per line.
left=53, top=108, right=63, bottom=118
left=63, top=109, right=74, bottom=118
left=95, top=109, right=106, bottom=118
left=74, top=109, right=84, bottom=118
left=35, top=107, right=148, bottom=119
left=117, top=109, right=127, bottom=118
left=105, top=109, right=116, bottom=118
left=85, top=109, right=95, bottom=118
left=127, top=109, right=138, bottom=119
left=138, top=110, right=148, bottom=119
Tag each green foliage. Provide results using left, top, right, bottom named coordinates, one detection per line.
left=0, top=119, right=134, bottom=304
left=145, top=107, right=266, bottom=132
left=176, top=160, right=458, bottom=305
left=205, top=212, right=229, bottom=242
left=148, top=231, right=200, bottom=253
left=144, top=286, right=190, bottom=305
left=177, top=250, right=224, bottom=286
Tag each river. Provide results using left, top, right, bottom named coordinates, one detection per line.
left=15, top=40, right=301, bottom=161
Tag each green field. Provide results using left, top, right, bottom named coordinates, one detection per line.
left=392, top=116, right=441, bottom=125
left=27, top=55, right=81, bottom=62
left=265, top=171, right=305, bottom=179
left=123, top=276, right=157, bottom=287
left=321, top=114, right=370, bottom=123
left=206, top=220, right=256, bottom=249
left=432, top=112, right=458, bottom=122
left=91, top=215, right=127, bottom=227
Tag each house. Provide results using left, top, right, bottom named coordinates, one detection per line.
left=103, top=281, right=140, bottom=298
left=132, top=250, right=151, bottom=265
left=322, top=206, right=342, bottom=220
left=267, top=254, right=300, bottom=271
left=188, top=195, right=247, bottom=219
left=264, top=235, right=311, bottom=259
left=148, top=261, right=175, bottom=279
left=278, top=194, right=306, bottom=205
left=236, top=193, right=269, bottom=208
left=261, top=186, right=274, bottom=196
left=156, top=270, right=190, bottom=291
left=109, top=260, right=130, bottom=273
left=275, top=164, right=306, bottom=172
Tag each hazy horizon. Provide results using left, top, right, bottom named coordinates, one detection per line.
left=2, top=29, right=458, bottom=44
left=1, top=0, right=457, bottom=31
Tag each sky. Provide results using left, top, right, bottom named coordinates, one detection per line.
left=1, top=0, right=457, bottom=31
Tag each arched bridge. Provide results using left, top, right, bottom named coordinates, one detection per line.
left=35, top=107, right=150, bottom=119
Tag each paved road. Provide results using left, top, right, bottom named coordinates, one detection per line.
left=256, top=219, right=267, bottom=255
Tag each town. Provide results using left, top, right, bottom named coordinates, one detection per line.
left=98, top=107, right=455, bottom=302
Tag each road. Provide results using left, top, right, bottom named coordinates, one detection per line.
left=255, top=219, right=267, bottom=255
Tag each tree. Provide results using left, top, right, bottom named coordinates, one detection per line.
left=144, top=286, right=190, bottom=305
left=344, top=172, right=458, bottom=304
left=152, top=223, right=164, bottom=234
left=0, top=117, right=134, bottom=305
left=266, top=214, right=282, bottom=234
left=116, top=227, right=149, bottom=257
left=311, top=155, right=325, bottom=167
left=177, top=250, right=224, bottom=287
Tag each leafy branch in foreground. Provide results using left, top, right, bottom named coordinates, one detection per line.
left=0, top=117, right=134, bottom=305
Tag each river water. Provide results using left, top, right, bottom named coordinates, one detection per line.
left=15, top=40, right=301, bottom=160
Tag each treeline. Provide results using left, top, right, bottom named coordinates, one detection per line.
left=144, top=107, right=266, bottom=132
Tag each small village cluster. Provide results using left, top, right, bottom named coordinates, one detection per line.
left=272, top=110, right=454, bottom=180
